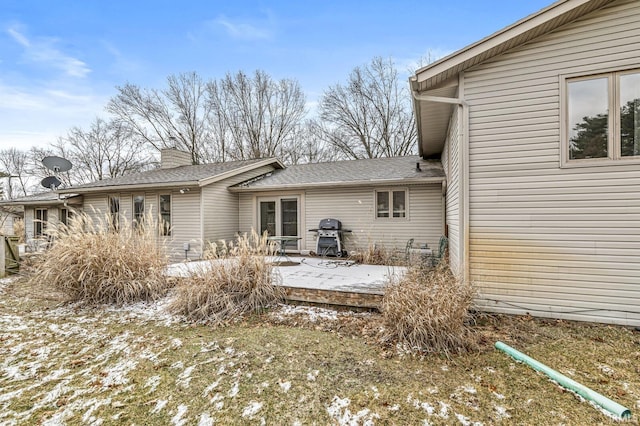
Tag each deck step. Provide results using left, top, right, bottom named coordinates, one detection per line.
left=283, top=286, right=383, bottom=309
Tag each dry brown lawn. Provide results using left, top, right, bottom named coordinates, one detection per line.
left=1, top=275, right=639, bottom=425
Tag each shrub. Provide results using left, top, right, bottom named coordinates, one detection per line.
left=381, top=260, right=476, bottom=357
left=13, top=218, right=25, bottom=244
left=28, top=211, right=170, bottom=305
left=169, top=231, right=284, bottom=323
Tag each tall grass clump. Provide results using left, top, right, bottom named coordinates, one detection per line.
left=28, top=211, right=170, bottom=305
left=13, top=218, right=25, bottom=244
left=169, top=230, right=284, bottom=323
left=349, top=243, right=398, bottom=265
left=381, top=260, right=476, bottom=357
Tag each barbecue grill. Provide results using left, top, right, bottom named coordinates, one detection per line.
left=309, top=218, right=351, bottom=257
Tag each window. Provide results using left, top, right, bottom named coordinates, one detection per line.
left=159, top=194, right=171, bottom=236
left=109, top=196, right=120, bottom=230
left=60, top=208, right=73, bottom=226
left=565, top=69, right=640, bottom=163
left=376, top=190, right=407, bottom=219
left=34, top=208, right=48, bottom=237
left=133, top=195, right=145, bottom=227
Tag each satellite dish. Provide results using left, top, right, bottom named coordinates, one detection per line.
left=41, top=176, right=62, bottom=190
left=42, top=156, right=73, bottom=173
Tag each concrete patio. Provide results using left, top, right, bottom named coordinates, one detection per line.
left=166, top=256, right=406, bottom=309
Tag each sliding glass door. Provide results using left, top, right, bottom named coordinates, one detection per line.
left=258, top=197, right=299, bottom=250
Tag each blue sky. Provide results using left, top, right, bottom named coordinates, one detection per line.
left=1, top=0, right=552, bottom=151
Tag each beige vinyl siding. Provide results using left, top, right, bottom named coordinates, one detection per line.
left=444, top=106, right=462, bottom=275
left=83, top=194, right=108, bottom=224
left=238, top=193, right=254, bottom=236
left=463, top=0, right=640, bottom=325
left=201, top=165, right=275, bottom=245
left=24, top=208, right=34, bottom=241
left=166, top=188, right=202, bottom=260
left=304, top=185, right=443, bottom=254
left=82, top=190, right=203, bottom=261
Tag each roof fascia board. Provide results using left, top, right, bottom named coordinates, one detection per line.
left=57, top=181, right=200, bottom=194
left=414, top=0, right=596, bottom=86
left=230, top=176, right=446, bottom=192
left=197, top=158, right=284, bottom=187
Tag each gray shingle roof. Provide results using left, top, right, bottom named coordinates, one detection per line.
left=234, top=156, right=444, bottom=190
left=59, top=158, right=280, bottom=192
left=0, top=192, right=80, bottom=206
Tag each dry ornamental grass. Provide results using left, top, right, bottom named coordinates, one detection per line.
left=169, top=231, right=284, bottom=323
left=382, top=260, right=476, bottom=357
left=28, top=211, right=170, bottom=305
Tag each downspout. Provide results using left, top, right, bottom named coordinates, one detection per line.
left=411, top=81, right=469, bottom=282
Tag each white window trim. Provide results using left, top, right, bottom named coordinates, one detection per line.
left=256, top=195, right=302, bottom=251
left=374, top=188, right=409, bottom=220
left=561, top=67, right=640, bottom=168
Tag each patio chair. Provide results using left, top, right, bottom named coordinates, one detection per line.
left=428, top=235, right=448, bottom=267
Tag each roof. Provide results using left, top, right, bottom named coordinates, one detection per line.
left=411, top=0, right=614, bottom=157
left=0, top=192, right=81, bottom=207
left=58, top=158, right=284, bottom=194
left=231, top=156, right=445, bottom=192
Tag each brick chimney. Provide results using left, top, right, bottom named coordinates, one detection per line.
left=160, top=148, right=192, bottom=169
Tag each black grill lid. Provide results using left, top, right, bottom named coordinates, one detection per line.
left=319, top=218, right=342, bottom=230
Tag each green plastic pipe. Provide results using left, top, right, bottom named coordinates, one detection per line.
left=495, top=341, right=631, bottom=419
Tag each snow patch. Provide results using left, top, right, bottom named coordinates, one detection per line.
left=279, top=380, right=291, bottom=392
left=151, top=399, right=168, bottom=414
left=494, top=405, right=510, bottom=420
left=171, top=404, right=188, bottom=426
left=145, top=375, right=161, bottom=394
left=198, top=412, right=214, bottom=426
left=307, top=370, right=319, bottom=381
left=242, top=401, right=263, bottom=418
left=177, top=365, right=196, bottom=388
left=101, top=360, right=137, bottom=388
left=327, top=396, right=380, bottom=425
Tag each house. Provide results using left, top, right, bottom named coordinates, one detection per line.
left=0, top=206, right=23, bottom=236
left=53, top=149, right=285, bottom=260
left=232, top=156, right=445, bottom=254
left=411, top=0, right=640, bottom=325
left=0, top=192, right=82, bottom=248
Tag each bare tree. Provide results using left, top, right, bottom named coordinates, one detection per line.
left=280, top=120, right=339, bottom=165
left=0, top=148, right=32, bottom=199
left=51, top=117, right=150, bottom=184
left=207, top=70, right=307, bottom=161
left=107, top=72, right=214, bottom=164
left=317, top=56, right=417, bottom=159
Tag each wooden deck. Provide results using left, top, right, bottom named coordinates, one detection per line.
left=282, top=285, right=384, bottom=309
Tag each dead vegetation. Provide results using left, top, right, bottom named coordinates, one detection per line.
left=349, top=243, right=405, bottom=266
left=13, top=218, right=25, bottom=244
left=169, top=231, right=285, bottom=323
left=28, top=211, right=170, bottom=305
left=381, top=260, right=476, bottom=357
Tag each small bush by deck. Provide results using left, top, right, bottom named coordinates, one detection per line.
left=169, top=231, right=285, bottom=323
left=381, top=260, right=476, bottom=357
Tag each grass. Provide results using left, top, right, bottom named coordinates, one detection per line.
left=1, top=277, right=639, bottom=425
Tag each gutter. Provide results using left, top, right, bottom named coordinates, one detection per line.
left=57, top=181, right=201, bottom=194
left=229, top=176, right=446, bottom=193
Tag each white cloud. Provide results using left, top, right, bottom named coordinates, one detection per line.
left=212, top=14, right=274, bottom=41
left=6, top=25, right=91, bottom=78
